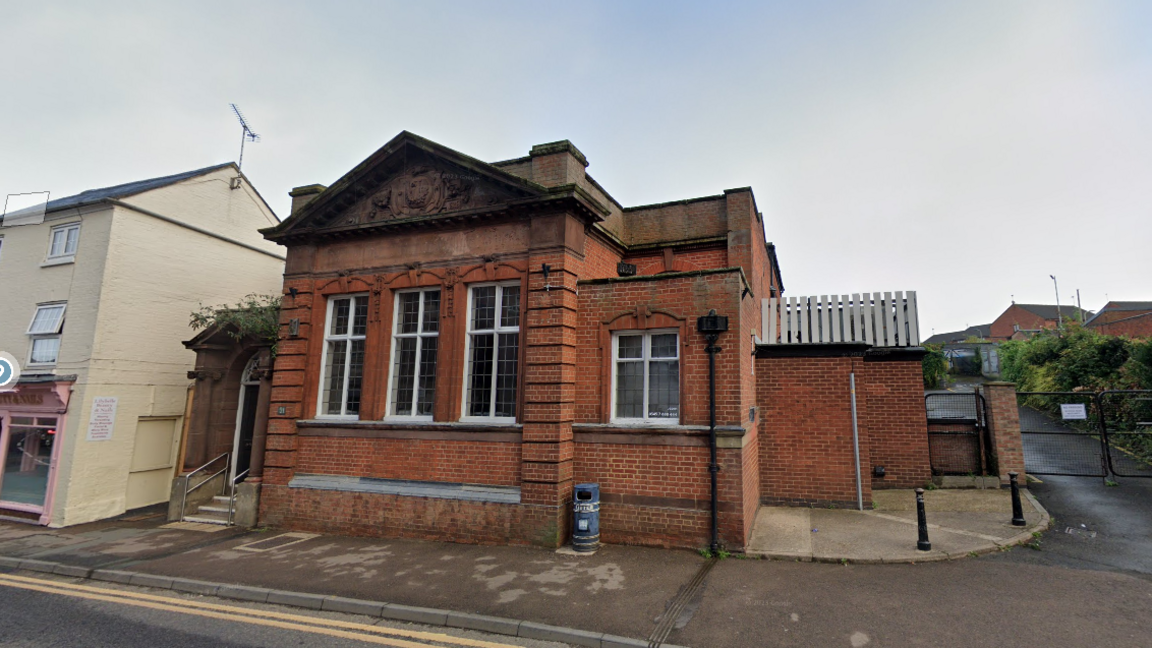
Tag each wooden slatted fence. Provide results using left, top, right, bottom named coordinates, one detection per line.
left=761, top=291, right=921, bottom=347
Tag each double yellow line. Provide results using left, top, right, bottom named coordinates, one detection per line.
left=0, top=573, right=523, bottom=648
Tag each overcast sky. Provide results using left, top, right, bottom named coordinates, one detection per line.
left=2, top=1, right=1149, bottom=335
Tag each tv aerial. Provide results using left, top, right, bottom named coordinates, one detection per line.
left=229, top=103, right=261, bottom=188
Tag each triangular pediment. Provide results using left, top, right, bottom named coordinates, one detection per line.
left=264, top=132, right=548, bottom=240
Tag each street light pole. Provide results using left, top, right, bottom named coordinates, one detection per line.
left=1050, top=275, right=1062, bottom=332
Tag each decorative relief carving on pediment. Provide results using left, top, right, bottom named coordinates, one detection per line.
left=364, top=164, right=502, bottom=222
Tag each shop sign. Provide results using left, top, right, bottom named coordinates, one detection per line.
left=86, top=397, right=118, bottom=441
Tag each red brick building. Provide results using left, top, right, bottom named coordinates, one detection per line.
left=253, top=132, right=930, bottom=550
left=989, top=303, right=1091, bottom=341
left=1085, top=302, right=1152, bottom=339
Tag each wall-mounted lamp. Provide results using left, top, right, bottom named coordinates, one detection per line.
left=542, top=263, right=552, bottom=292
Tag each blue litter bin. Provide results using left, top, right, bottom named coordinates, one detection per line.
left=572, top=483, right=600, bottom=552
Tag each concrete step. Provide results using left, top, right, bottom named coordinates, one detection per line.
left=184, top=514, right=229, bottom=526
left=197, top=504, right=232, bottom=514
left=211, top=496, right=233, bottom=505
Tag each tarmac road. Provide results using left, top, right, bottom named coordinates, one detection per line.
left=0, top=572, right=572, bottom=648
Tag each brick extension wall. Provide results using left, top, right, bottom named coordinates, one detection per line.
left=756, top=351, right=930, bottom=507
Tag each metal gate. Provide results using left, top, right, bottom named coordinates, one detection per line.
left=925, top=393, right=989, bottom=475
left=1099, top=391, right=1152, bottom=478
left=1018, top=390, right=1152, bottom=478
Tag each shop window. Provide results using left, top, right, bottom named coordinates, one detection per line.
left=46, top=222, right=80, bottom=262
left=27, top=303, right=66, bottom=366
left=464, top=283, right=520, bottom=420
left=388, top=289, right=440, bottom=418
left=318, top=294, right=368, bottom=418
left=612, top=330, right=680, bottom=422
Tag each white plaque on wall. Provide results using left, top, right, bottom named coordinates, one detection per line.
left=1060, top=403, right=1088, bottom=420
left=86, top=396, right=118, bottom=441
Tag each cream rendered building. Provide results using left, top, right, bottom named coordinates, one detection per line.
left=0, top=164, right=284, bottom=526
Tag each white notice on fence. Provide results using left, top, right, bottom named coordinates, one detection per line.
left=1060, top=403, right=1088, bottom=420
left=86, top=397, right=118, bottom=441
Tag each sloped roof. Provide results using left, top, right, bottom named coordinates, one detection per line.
left=924, top=323, right=992, bottom=345
left=1015, top=303, right=1091, bottom=321
left=40, top=163, right=235, bottom=214
left=1085, top=301, right=1152, bottom=325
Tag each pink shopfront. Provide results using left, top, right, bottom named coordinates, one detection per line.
left=0, top=379, right=71, bottom=524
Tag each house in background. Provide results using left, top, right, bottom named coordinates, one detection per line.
left=1085, top=302, right=1152, bottom=339
left=924, top=324, right=991, bottom=345
left=988, top=303, right=1091, bottom=341
left=0, top=164, right=284, bottom=526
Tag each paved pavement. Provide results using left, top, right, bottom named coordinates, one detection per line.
left=0, top=479, right=1150, bottom=647
left=746, top=488, right=1047, bottom=562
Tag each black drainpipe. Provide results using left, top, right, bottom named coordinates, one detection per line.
left=697, top=309, right=729, bottom=553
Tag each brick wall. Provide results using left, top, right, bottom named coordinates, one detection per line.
left=757, top=356, right=865, bottom=507
left=859, top=358, right=931, bottom=489
left=756, top=352, right=930, bottom=506
left=1090, top=312, right=1152, bottom=338
left=295, top=436, right=522, bottom=486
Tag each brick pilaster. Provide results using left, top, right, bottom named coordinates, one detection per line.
left=982, top=382, right=1026, bottom=485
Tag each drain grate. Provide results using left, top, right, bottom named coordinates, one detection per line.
left=235, top=532, right=318, bottom=553
left=647, top=557, right=718, bottom=648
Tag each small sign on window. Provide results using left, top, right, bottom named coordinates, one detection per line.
left=1060, top=403, right=1088, bottom=420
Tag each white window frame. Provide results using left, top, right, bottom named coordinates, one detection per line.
left=46, top=222, right=80, bottom=263
left=316, top=293, right=369, bottom=419
left=385, top=288, right=441, bottom=420
left=610, top=329, right=681, bottom=424
left=461, top=282, right=521, bottom=422
left=26, top=303, right=67, bottom=367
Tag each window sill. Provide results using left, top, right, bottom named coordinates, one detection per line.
left=40, top=257, right=75, bottom=268
left=296, top=419, right=522, bottom=441
left=289, top=474, right=521, bottom=504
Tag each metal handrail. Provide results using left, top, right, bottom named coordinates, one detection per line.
left=179, top=453, right=228, bottom=522
left=227, top=469, right=249, bottom=527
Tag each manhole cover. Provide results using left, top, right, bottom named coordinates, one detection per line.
left=235, top=532, right=318, bottom=552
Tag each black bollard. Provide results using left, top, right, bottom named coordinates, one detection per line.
left=1009, top=472, right=1026, bottom=527
left=916, top=488, right=931, bottom=551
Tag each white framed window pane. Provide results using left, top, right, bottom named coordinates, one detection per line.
left=500, top=286, right=520, bottom=328
left=468, top=333, right=495, bottom=416
left=391, top=337, right=418, bottom=414
left=617, top=335, right=642, bottom=359
left=614, top=331, right=679, bottom=421
left=323, top=340, right=348, bottom=415
left=49, top=229, right=67, bottom=257
left=28, top=305, right=66, bottom=334
left=650, top=334, right=678, bottom=358
left=416, top=336, right=437, bottom=415
left=329, top=298, right=350, bottom=336
left=422, top=291, right=440, bottom=333
left=65, top=226, right=79, bottom=255
left=389, top=289, right=440, bottom=417
left=495, top=332, right=519, bottom=417
left=648, top=361, right=679, bottom=418
left=472, top=286, right=496, bottom=330
left=351, top=298, right=368, bottom=336
left=345, top=339, right=365, bottom=415
left=30, top=337, right=60, bottom=364
left=398, top=292, right=420, bottom=334
left=616, top=361, right=644, bottom=418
